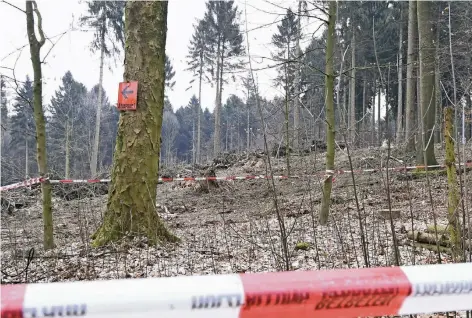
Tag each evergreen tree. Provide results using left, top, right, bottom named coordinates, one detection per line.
left=80, top=0, right=125, bottom=177
left=272, top=8, right=299, bottom=174
left=165, top=54, right=176, bottom=90
left=202, top=0, right=244, bottom=156
left=47, top=71, right=88, bottom=178
left=186, top=18, right=213, bottom=163
left=9, top=76, right=36, bottom=178
left=1, top=75, right=9, bottom=153
left=92, top=1, right=177, bottom=246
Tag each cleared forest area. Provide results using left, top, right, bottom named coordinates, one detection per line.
left=2, top=144, right=471, bottom=282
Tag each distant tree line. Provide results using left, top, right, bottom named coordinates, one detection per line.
left=2, top=0, right=472, bottom=185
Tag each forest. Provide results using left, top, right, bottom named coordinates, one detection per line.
left=1, top=2, right=472, bottom=312
left=1, top=1, right=471, bottom=184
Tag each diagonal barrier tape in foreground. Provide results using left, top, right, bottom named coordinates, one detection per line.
left=1, top=263, right=471, bottom=318
left=2, top=161, right=471, bottom=191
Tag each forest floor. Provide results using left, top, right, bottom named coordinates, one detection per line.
left=1, top=143, right=472, bottom=317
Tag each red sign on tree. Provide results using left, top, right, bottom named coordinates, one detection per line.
left=117, top=81, right=138, bottom=111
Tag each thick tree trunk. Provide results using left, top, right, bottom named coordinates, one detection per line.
left=396, top=12, right=404, bottom=144
left=319, top=0, right=337, bottom=225
left=90, top=22, right=106, bottom=177
left=349, top=29, right=356, bottom=144
left=26, top=0, right=54, bottom=249
left=92, top=1, right=178, bottom=247
left=405, top=0, right=417, bottom=152
left=417, top=0, right=438, bottom=166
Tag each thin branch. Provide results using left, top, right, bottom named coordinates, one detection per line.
left=42, top=28, right=74, bottom=63
left=1, top=0, right=25, bottom=13
left=32, top=1, right=46, bottom=47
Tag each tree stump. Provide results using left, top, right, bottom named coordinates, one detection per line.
left=196, top=168, right=219, bottom=193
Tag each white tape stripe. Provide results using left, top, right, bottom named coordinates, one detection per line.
left=399, top=263, right=472, bottom=314
left=2, top=161, right=471, bottom=190
left=23, top=274, right=244, bottom=318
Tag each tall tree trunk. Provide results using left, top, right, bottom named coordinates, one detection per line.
left=349, top=28, right=356, bottom=144
left=447, top=2, right=458, bottom=141
left=284, top=42, right=290, bottom=176
left=396, top=10, right=404, bottom=144
left=246, top=91, right=250, bottom=151
left=192, top=105, right=195, bottom=165
left=372, top=74, right=376, bottom=145
left=362, top=76, right=366, bottom=147
left=92, top=1, right=178, bottom=247
left=293, top=0, right=302, bottom=151
left=197, top=62, right=203, bottom=163
left=65, top=120, right=70, bottom=179
left=434, top=16, right=442, bottom=144
left=26, top=0, right=54, bottom=249
left=405, top=0, right=417, bottom=152
left=444, top=106, right=462, bottom=260
left=467, top=93, right=472, bottom=140
left=417, top=0, right=438, bottom=166
left=25, top=138, right=29, bottom=178
left=90, top=22, right=106, bottom=177
left=213, top=41, right=221, bottom=156
left=319, top=0, right=337, bottom=225
left=377, top=78, right=381, bottom=144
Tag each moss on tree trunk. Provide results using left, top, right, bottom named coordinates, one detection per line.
left=26, top=1, right=54, bottom=250
left=444, top=107, right=462, bottom=260
left=92, top=1, right=178, bottom=247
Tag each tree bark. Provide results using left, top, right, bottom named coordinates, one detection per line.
left=213, top=40, right=221, bottom=156
left=319, top=0, right=337, bottom=225
left=396, top=10, right=404, bottom=144
left=92, top=1, right=178, bottom=247
left=447, top=2, right=458, bottom=142
left=444, top=107, right=462, bottom=260
left=372, top=73, right=376, bottom=145
left=362, top=76, right=366, bottom=146
left=434, top=17, right=441, bottom=144
left=417, top=0, right=438, bottom=166
left=197, top=61, right=202, bottom=163
left=349, top=27, right=356, bottom=144
left=90, top=20, right=106, bottom=177
left=26, top=0, right=54, bottom=249
left=25, top=138, right=29, bottom=178
left=65, top=120, right=70, bottom=179
left=293, top=0, right=302, bottom=151
left=405, top=0, right=417, bottom=152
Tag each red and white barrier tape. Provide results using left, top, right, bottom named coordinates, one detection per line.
left=2, top=161, right=471, bottom=191
left=0, top=178, right=47, bottom=193
left=1, top=263, right=471, bottom=318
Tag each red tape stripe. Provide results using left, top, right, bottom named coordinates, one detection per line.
left=1, top=284, right=26, bottom=318
left=239, top=266, right=411, bottom=318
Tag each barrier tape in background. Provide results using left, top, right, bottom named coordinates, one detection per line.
left=1, top=263, right=471, bottom=318
left=2, top=161, right=471, bottom=192
left=0, top=178, right=47, bottom=193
